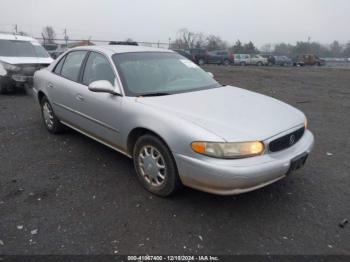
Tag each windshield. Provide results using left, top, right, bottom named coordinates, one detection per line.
left=113, top=52, right=220, bottom=96
left=0, top=40, right=50, bottom=58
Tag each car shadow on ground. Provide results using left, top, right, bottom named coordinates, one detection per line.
left=62, top=127, right=301, bottom=213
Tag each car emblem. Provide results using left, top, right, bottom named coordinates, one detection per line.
left=289, top=135, right=296, bottom=145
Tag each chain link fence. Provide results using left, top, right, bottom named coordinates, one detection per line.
left=36, top=38, right=171, bottom=49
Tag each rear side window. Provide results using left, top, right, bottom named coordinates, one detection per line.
left=53, top=57, right=66, bottom=75
left=82, top=52, right=115, bottom=86
left=61, top=51, right=87, bottom=82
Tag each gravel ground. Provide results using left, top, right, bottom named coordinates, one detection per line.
left=0, top=66, right=349, bottom=255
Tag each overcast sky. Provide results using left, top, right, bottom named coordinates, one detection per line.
left=0, top=0, right=348, bottom=47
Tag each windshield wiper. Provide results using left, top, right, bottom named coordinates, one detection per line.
left=139, top=92, right=171, bottom=97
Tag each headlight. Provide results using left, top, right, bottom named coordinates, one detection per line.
left=0, top=61, right=21, bottom=72
left=191, top=141, right=265, bottom=159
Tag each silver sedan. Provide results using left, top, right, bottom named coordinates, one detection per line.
left=33, top=45, right=314, bottom=197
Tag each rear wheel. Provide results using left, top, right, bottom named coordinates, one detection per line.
left=240, top=61, right=246, bottom=66
left=40, top=96, right=65, bottom=134
left=133, top=134, right=182, bottom=197
left=223, top=59, right=230, bottom=66
left=257, top=61, right=263, bottom=66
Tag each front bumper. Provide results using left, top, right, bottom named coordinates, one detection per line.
left=0, top=75, right=33, bottom=90
left=174, top=130, right=314, bottom=195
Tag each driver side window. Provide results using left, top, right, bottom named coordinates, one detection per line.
left=83, top=52, right=115, bottom=86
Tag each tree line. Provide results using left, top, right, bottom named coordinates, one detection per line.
left=172, top=28, right=350, bottom=58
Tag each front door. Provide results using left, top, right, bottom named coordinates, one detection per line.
left=74, top=51, right=122, bottom=147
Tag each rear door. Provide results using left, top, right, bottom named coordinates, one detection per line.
left=49, top=50, right=88, bottom=125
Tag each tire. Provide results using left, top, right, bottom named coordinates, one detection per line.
left=223, top=59, right=230, bottom=66
left=40, top=96, right=65, bottom=134
left=0, top=82, right=8, bottom=94
left=133, top=134, right=182, bottom=197
left=198, top=58, right=205, bottom=66
left=257, top=62, right=263, bottom=66
left=240, top=62, right=246, bottom=66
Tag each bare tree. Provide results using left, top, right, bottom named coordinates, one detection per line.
left=194, top=32, right=206, bottom=48
left=173, top=28, right=199, bottom=49
left=206, top=35, right=227, bottom=51
left=42, top=26, right=56, bottom=44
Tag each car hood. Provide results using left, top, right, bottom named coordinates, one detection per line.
left=136, top=86, right=305, bottom=142
left=0, top=56, right=53, bottom=65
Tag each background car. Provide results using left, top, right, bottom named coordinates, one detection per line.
left=109, top=41, right=139, bottom=46
left=260, top=54, right=276, bottom=65
left=234, top=54, right=251, bottom=66
left=234, top=54, right=268, bottom=66
left=293, top=54, right=326, bottom=66
left=186, top=48, right=208, bottom=65
left=43, top=43, right=67, bottom=59
left=0, top=33, right=53, bottom=94
left=250, top=54, right=269, bottom=66
left=173, top=49, right=196, bottom=63
left=274, top=56, right=293, bottom=66
left=207, top=50, right=234, bottom=65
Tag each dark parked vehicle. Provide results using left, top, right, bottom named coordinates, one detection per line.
left=109, top=41, right=139, bottom=46
left=207, top=50, right=234, bottom=65
left=274, top=56, right=293, bottom=66
left=173, top=49, right=196, bottom=63
left=186, top=48, right=208, bottom=65
left=293, top=54, right=325, bottom=66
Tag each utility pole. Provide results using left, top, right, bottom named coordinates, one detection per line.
left=63, top=28, right=69, bottom=47
left=14, top=24, right=18, bottom=34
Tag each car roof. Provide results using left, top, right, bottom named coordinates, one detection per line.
left=71, top=45, right=174, bottom=56
left=0, top=33, right=38, bottom=42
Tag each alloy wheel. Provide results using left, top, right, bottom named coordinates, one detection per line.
left=42, top=102, right=54, bottom=129
left=138, top=145, right=167, bottom=187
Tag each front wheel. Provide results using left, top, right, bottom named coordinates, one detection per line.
left=133, top=135, right=182, bottom=197
left=0, top=83, right=8, bottom=94
left=40, top=97, right=65, bottom=134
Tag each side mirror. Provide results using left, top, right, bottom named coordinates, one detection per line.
left=88, top=79, right=122, bottom=96
left=207, top=72, right=214, bottom=78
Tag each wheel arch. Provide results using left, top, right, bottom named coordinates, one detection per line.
left=127, top=127, right=171, bottom=156
left=37, top=91, right=47, bottom=104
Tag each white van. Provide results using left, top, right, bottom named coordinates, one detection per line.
left=0, top=33, right=53, bottom=94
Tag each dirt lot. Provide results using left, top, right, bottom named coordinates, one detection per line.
left=0, top=66, right=349, bottom=255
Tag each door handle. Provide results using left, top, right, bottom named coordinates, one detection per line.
left=47, top=83, right=54, bottom=88
left=76, top=94, right=85, bottom=102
